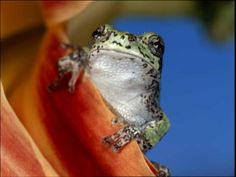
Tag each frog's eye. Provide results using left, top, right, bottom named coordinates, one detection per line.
left=92, top=25, right=106, bottom=39
left=148, top=35, right=165, bottom=57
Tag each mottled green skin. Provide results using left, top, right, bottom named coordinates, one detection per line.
left=89, top=24, right=162, bottom=70
left=144, top=113, right=170, bottom=146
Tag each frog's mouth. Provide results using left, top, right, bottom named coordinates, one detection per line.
left=89, top=49, right=155, bottom=69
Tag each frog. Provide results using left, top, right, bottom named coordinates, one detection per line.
left=50, top=24, right=170, bottom=177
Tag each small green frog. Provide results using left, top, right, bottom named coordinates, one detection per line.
left=51, top=25, right=170, bottom=177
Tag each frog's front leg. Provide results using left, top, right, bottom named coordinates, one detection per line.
left=49, top=44, right=87, bottom=92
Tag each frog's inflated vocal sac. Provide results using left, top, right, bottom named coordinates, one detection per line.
left=51, top=25, right=170, bottom=177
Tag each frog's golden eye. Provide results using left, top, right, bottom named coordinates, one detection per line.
left=148, top=35, right=165, bottom=58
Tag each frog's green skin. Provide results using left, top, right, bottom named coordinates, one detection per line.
left=53, top=25, right=170, bottom=176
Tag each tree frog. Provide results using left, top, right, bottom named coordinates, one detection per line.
left=50, top=25, right=170, bottom=177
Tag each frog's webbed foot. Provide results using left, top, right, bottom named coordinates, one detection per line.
left=48, top=43, right=87, bottom=93
left=103, top=126, right=141, bottom=152
left=151, top=161, right=171, bottom=177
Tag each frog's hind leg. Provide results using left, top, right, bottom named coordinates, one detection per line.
left=135, top=112, right=171, bottom=176
left=103, top=126, right=141, bottom=152
left=136, top=112, right=170, bottom=152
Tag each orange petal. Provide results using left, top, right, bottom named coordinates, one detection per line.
left=0, top=83, right=58, bottom=176
left=9, top=25, right=158, bottom=176
left=40, top=1, right=91, bottom=26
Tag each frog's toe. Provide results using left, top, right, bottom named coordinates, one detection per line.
left=111, top=136, right=131, bottom=152
left=152, top=161, right=171, bottom=177
left=67, top=85, right=75, bottom=93
left=102, top=136, right=113, bottom=145
left=111, top=118, right=119, bottom=125
left=111, top=143, right=120, bottom=152
left=157, top=167, right=171, bottom=177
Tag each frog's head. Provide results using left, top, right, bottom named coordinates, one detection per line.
left=89, top=24, right=165, bottom=71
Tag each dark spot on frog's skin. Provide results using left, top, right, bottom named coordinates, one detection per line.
left=127, top=33, right=137, bottom=42
left=150, top=75, right=157, bottom=79
left=143, top=63, right=148, bottom=68
left=129, top=58, right=135, bottom=61
left=125, top=45, right=131, bottom=49
left=150, top=60, right=154, bottom=64
left=112, top=41, right=123, bottom=47
left=121, top=35, right=125, bottom=39
left=159, top=114, right=163, bottom=120
left=146, top=68, right=154, bottom=74
left=138, top=47, right=150, bottom=59
left=113, top=32, right=118, bottom=37
left=151, top=107, right=155, bottom=114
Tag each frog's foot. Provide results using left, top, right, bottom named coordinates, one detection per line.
left=103, top=126, right=140, bottom=152
left=151, top=161, right=171, bottom=177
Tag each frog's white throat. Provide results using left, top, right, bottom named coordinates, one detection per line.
left=88, top=49, right=155, bottom=125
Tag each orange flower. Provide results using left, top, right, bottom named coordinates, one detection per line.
left=2, top=1, right=158, bottom=176
left=1, top=83, right=58, bottom=176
